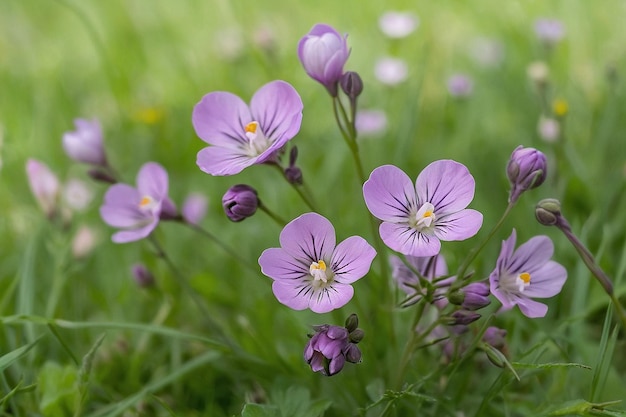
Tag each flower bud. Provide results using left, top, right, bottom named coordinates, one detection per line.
left=344, top=313, right=359, bottom=333
left=88, top=168, right=117, bottom=184
left=482, top=326, right=507, bottom=350
left=131, top=263, right=155, bottom=288
left=182, top=193, right=208, bottom=225
left=535, top=198, right=562, bottom=226
left=284, top=146, right=303, bottom=185
left=449, top=310, right=481, bottom=326
left=62, top=118, right=107, bottom=166
left=222, top=184, right=259, bottom=222
left=461, top=282, right=491, bottom=310
left=343, top=343, right=362, bottom=363
left=340, top=71, right=363, bottom=100
left=298, top=24, right=350, bottom=97
left=507, top=145, right=547, bottom=203
left=26, top=159, right=60, bottom=218
left=349, top=328, right=364, bottom=344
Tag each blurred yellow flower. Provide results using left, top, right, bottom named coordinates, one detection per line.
left=553, top=99, right=568, bottom=117
left=133, top=107, right=165, bottom=125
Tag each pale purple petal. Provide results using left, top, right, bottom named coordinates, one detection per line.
left=192, top=91, right=251, bottom=147
left=100, top=184, right=144, bottom=228
left=136, top=162, right=168, bottom=201
left=522, top=261, right=567, bottom=298
left=496, top=229, right=517, bottom=273
left=196, top=146, right=257, bottom=176
left=182, top=193, right=208, bottom=225
left=363, top=165, right=416, bottom=222
left=271, top=280, right=314, bottom=311
left=331, top=236, right=376, bottom=284
left=279, top=213, right=336, bottom=263
left=259, top=248, right=309, bottom=281
left=433, top=209, right=483, bottom=241
left=516, top=297, right=548, bottom=318
left=379, top=222, right=441, bottom=256
left=309, top=283, right=354, bottom=313
left=111, top=220, right=158, bottom=244
left=62, top=119, right=106, bottom=165
left=506, top=235, right=554, bottom=273
left=415, top=160, right=476, bottom=213
left=249, top=80, right=303, bottom=143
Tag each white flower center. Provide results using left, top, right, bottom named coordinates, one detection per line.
left=310, top=260, right=333, bottom=288
left=244, top=121, right=270, bottom=156
left=139, top=195, right=157, bottom=211
left=515, top=272, right=531, bottom=292
left=410, top=202, right=437, bottom=231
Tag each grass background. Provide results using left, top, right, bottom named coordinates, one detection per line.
left=1, top=0, right=626, bottom=415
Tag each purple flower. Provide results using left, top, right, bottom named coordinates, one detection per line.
left=182, top=193, right=208, bottom=225
left=304, top=321, right=363, bottom=376
left=131, top=263, right=155, bottom=288
left=26, top=159, right=60, bottom=218
left=62, top=119, right=107, bottom=166
left=390, top=254, right=453, bottom=306
left=489, top=229, right=567, bottom=318
left=298, top=24, right=350, bottom=96
left=363, top=160, right=483, bottom=257
left=447, top=73, right=474, bottom=98
left=506, top=145, right=547, bottom=203
left=100, top=162, right=176, bottom=243
left=192, top=80, right=303, bottom=176
left=534, top=18, right=565, bottom=45
left=222, top=184, right=259, bottom=222
left=459, top=282, right=491, bottom=310
left=259, top=212, right=376, bottom=313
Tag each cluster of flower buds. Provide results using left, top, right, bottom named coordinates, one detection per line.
left=304, top=314, right=363, bottom=376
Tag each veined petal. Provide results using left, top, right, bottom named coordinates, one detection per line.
left=192, top=91, right=251, bottom=147
left=111, top=220, right=158, bottom=243
left=415, top=160, right=476, bottom=213
left=100, top=184, right=144, bottom=228
left=523, top=261, right=567, bottom=298
left=279, top=213, right=336, bottom=263
left=259, top=248, right=309, bottom=281
left=196, top=146, right=257, bottom=176
left=250, top=80, right=303, bottom=143
left=433, top=209, right=483, bottom=241
left=507, top=235, right=554, bottom=273
left=136, top=162, right=168, bottom=201
left=363, top=165, right=416, bottom=222
left=516, top=297, right=549, bottom=318
left=309, top=283, right=354, bottom=313
left=379, top=222, right=441, bottom=257
left=272, top=280, right=314, bottom=311
left=496, top=229, right=517, bottom=273
left=331, top=236, right=376, bottom=284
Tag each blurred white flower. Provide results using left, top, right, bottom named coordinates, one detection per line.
left=375, top=57, right=408, bottom=85
left=72, top=225, right=98, bottom=259
left=447, top=73, right=474, bottom=98
left=537, top=116, right=560, bottom=142
left=356, top=109, right=388, bottom=138
left=215, top=28, right=244, bottom=60
left=63, top=178, right=94, bottom=212
left=469, top=37, right=504, bottom=68
left=527, top=61, right=549, bottom=85
left=379, top=11, right=419, bottom=38
left=534, top=18, right=565, bottom=44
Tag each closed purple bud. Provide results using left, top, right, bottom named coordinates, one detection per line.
left=62, top=119, right=107, bottom=166
left=88, top=168, right=117, bottom=184
left=507, top=145, right=547, bottom=203
left=450, top=310, right=481, bottom=325
left=298, top=24, right=350, bottom=97
left=303, top=322, right=362, bottom=376
left=344, top=313, right=359, bottom=333
left=340, top=71, right=363, bottom=100
left=483, top=326, right=507, bottom=350
left=131, top=263, right=155, bottom=288
left=222, top=184, right=259, bottom=222
left=343, top=343, right=362, bottom=363
left=461, top=282, right=491, bottom=310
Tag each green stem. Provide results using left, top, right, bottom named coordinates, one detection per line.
left=184, top=222, right=258, bottom=273
left=451, top=201, right=515, bottom=292
left=273, top=164, right=319, bottom=212
left=258, top=203, right=287, bottom=227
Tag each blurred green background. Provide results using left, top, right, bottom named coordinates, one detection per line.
left=1, top=0, right=626, bottom=415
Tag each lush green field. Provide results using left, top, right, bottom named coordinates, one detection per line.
left=2, top=0, right=626, bottom=416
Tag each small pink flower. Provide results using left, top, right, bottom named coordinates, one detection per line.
left=26, top=159, right=60, bottom=217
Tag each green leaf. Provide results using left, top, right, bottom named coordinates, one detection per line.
left=0, top=337, right=40, bottom=372
left=511, top=362, right=592, bottom=371
left=241, top=403, right=280, bottom=417
left=38, top=361, right=79, bottom=417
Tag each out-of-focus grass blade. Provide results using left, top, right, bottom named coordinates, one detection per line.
left=84, top=350, right=221, bottom=417
left=0, top=337, right=40, bottom=372
left=590, top=306, right=618, bottom=402
left=511, top=362, right=591, bottom=371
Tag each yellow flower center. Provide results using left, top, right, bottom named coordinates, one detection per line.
left=515, top=272, right=531, bottom=292
left=411, top=202, right=436, bottom=231
left=139, top=196, right=156, bottom=211
left=310, top=260, right=329, bottom=283
left=244, top=121, right=270, bottom=156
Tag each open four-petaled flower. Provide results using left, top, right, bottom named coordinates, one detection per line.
left=259, top=212, right=376, bottom=313
left=100, top=162, right=176, bottom=243
left=363, top=160, right=483, bottom=257
left=192, top=80, right=303, bottom=176
left=489, top=229, right=567, bottom=318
